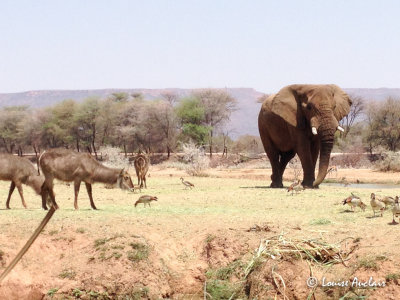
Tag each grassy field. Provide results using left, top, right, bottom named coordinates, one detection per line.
left=1, top=170, right=400, bottom=299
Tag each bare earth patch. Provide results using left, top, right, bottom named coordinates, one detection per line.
left=1, top=163, right=400, bottom=299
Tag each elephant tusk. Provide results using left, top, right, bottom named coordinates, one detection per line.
left=311, top=127, right=318, bottom=135
left=337, top=126, right=345, bottom=132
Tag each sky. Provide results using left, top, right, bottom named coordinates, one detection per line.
left=0, top=0, right=400, bottom=93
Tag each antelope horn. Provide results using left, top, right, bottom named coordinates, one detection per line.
left=311, top=127, right=318, bottom=135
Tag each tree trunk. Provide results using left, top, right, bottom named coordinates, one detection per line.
left=2, top=138, right=10, bottom=153
left=209, top=130, right=213, bottom=157
left=33, top=144, right=38, bottom=157
left=92, top=125, right=98, bottom=159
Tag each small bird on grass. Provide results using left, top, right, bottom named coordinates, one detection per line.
left=134, top=195, right=158, bottom=207
left=381, top=196, right=395, bottom=209
left=342, top=193, right=366, bottom=212
left=291, top=185, right=305, bottom=195
left=180, top=177, right=195, bottom=189
left=391, top=196, right=400, bottom=224
left=287, top=180, right=301, bottom=194
left=370, top=193, right=385, bottom=217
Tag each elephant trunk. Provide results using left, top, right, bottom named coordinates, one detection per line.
left=313, top=116, right=336, bottom=188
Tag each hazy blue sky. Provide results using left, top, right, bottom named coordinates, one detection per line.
left=0, top=0, right=399, bottom=93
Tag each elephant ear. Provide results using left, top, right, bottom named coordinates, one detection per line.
left=270, top=85, right=305, bottom=129
left=330, top=85, right=352, bottom=121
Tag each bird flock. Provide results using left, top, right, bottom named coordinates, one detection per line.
left=134, top=177, right=195, bottom=208
left=287, top=176, right=400, bottom=225
left=343, top=192, right=400, bottom=224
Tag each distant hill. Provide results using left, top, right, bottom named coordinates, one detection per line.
left=1, top=87, right=399, bottom=138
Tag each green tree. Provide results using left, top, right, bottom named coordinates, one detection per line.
left=74, top=97, right=101, bottom=157
left=192, top=89, right=237, bottom=157
left=41, top=100, right=77, bottom=149
left=147, top=99, right=179, bottom=157
left=110, top=92, right=130, bottom=102
left=0, top=106, right=29, bottom=154
left=176, top=97, right=209, bottom=145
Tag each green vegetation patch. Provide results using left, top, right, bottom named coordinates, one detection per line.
left=356, top=255, right=387, bottom=271
left=127, top=242, right=150, bottom=262
left=47, top=288, right=59, bottom=297
left=59, top=269, right=76, bottom=280
left=309, top=218, right=332, bottom=225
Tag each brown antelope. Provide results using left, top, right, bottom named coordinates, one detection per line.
left=0, top=153, right=45, bottom=209
left=39, top=148, right=134, bottom=210
left=134, top=152, right=150, bottom=188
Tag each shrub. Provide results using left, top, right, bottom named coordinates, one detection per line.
left=182, top=142, right=210, bottom=176
left=99, top=146, right=129, bottom=169
left=373, top=151, right=400, bottom=172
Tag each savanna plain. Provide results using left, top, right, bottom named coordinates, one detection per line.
left=1, top=158, right=400, bottom=299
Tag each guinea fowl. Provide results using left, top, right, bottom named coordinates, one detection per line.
left=342, top=193, right=366, bottom=212
left=134, top=195, right=158, bottom=207
left=370, top=193, right=385, bottom=217
left=180, top=177, right=195, bottom=189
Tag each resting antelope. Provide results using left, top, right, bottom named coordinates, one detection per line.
left=0, top=153, right=46, bottom=209
left=134, top=152, right=150, bottom=188
left=39, top=148, right=134, bottom=210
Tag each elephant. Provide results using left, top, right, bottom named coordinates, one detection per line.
left=258, top=84, right=352, bottom=188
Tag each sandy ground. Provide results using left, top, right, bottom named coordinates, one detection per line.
left=0, top=163, right=400, bottom=299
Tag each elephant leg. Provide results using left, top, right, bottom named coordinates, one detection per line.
left=259, top=126, right=283, bottom=188
left=279, top=150, right=296, bottom=183
left=266, top=148, right=283, bottom=188
left=85, top=182, right=97, bottom=210
left=297, top=144, right=315, bottom=188
left=6, top=181, right=16, bottom=209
